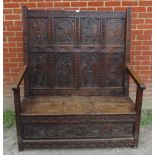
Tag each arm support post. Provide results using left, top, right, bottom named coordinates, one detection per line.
left=126, top=63, right=146, bottom=147
left=12, top=65, right=27, bottom=151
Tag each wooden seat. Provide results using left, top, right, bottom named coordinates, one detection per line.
left=21, top=96, right=135, bottom=115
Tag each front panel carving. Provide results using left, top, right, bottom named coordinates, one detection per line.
left=55, top=53, right=74, bottom=87
left=105, top=19, right=125, bottom=45
left=80, top=53, right=98, bottom=87
left=105, top=50, right=124, bottom=87
left=54, top=18, right=75, bottom=44
left=29, top=54, right=48, bottom=88
left=29, top=18, right=48, bottom=45
left=81, top=18, right=100, bottom=44
left=23, top=123, right=133, bottom=139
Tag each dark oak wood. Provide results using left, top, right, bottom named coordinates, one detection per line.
left=12, top=65, right=27, bottom=90
left=12, top=7, right=145, bottom=151
left=21, top=96, right=135, bottom=115
left=126, top=64, right=146, bottom=90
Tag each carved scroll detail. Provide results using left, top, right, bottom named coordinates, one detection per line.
left=55, top=53, right=74, bottom=87
left=105, top=49, right=124, bottom=87
left=23, top=123, right=133, bottom=139
left=80, top=53, right=98, bottom=87
left=55, top=18, right=75, bottom=44
left=29, top=54, right=47, bottom=88
left=105, top=19, right=125, bottom=45
left=29, top=18, right=48, bottom=44
left=81, top=18, right=100, bottom=44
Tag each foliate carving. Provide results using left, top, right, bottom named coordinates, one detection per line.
left=105, top=19, right=125, bottom=45
left=29, top=18, right=48, bottom=44
left=23, top=123, right=133, bottom=139
left=80, top=53, right=98, bottom=87
left=81, top=18, right=100, bottom=44
left=24, top=140, right=134, bottom=149
left=55, top=53, right=74, bottom=87
left=105, top=51, right=124, bottom=87
left=29, top=54, right=47, bottom=88
left=55, top=18, right=75, bottom=44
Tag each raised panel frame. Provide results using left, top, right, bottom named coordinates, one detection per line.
left=23, top=8, right=131, bottom=96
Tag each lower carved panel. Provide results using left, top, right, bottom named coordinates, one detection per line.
left=23, top=139, right=134, bottom=149
left=23, top=123, right=133, bottom=139
left=80, top=53, right=98, bottom=87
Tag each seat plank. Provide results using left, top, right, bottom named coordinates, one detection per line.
left=21, top=96, right=135, bottom=115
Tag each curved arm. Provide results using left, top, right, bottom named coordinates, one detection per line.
left=12, top=65, right=27, bottom=107
left=12, top=65, right=27, bottom=90
left=126, top=64, right=146, bottom=90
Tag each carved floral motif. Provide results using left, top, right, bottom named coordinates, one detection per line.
left=80, top=53, right=98, bottom=87
left=105, top=19, right=125, bottom=45
left=29, top=18, right=48, bottom=44
left=55, top=18, right=75, bottom=44
left=29, top=54, right=47, bottom=88
left=105, top=49, right=124, bottom=87
left=81, top=18, right=100, bottom=44
left=23, top=123, right=133, bottom=139
left=55, top=53, right=73, bottom=87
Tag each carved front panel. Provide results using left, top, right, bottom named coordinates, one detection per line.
left=23, top=123, right=133, bottom=139
left=105, top=19, right=125, bottom=45
left=80, top=18, right=100, bottom=45
left=54, top=18, right=75, bottom=45
left=105, top=49, right=124, bottom=87
left=29, top=18, right=48, bottom=45
left=80, top=53, right=98, bottom=87
left=55, top=53, right=74, bottom=87
left=29, top=54, right=48, bottom=88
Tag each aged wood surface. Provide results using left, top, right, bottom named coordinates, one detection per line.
left=21, top=96, right=135, bottom=115
left=12, top=65, right=27, bottom=89
left=27, top=8, right=126, bottom=95
left=12, top=7, right=146, bottom=150
left=126, top=64, right=146, bottom=90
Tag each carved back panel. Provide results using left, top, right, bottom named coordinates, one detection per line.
left=23, top=8, right=131, bottom=96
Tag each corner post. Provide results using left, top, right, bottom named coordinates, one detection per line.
left=134, top=87, right=144, bottom=148
left=12, top=87, right=24, bottom=151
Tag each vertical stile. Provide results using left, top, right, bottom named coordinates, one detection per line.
left=124, top=8, right=131, bottom=96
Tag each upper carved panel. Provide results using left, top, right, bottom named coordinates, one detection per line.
left=80, top=18, right=100, bottom=45
left=105, top=19, right=125, bottom=45
left=55, top=53, right=74, bottom=87
left=29, top=18, right=48, bottom=45
left=80, top=53, right=98, bottom=87
left=29, top=54, right=48, bottom=88
left=54, top=18, right=75, bottom=45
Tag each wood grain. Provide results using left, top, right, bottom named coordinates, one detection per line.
left=21, top=96, right=135, bottom=115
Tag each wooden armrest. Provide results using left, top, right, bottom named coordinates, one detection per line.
left=126, top=64, right=146, bottom=90
left=12, top=65, right=27, bottom=90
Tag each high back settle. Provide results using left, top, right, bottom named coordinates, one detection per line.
left=12, top=7, right=146, bottom=151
